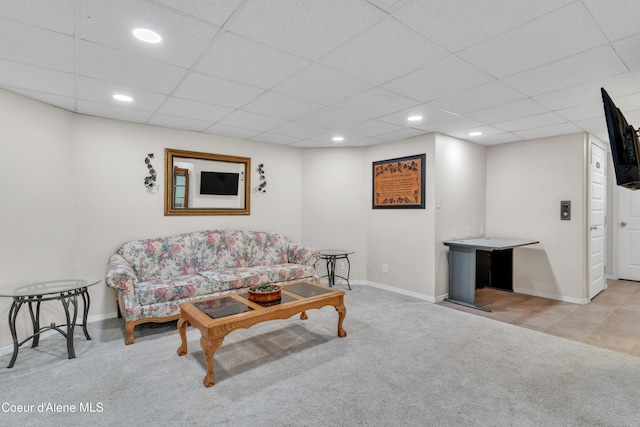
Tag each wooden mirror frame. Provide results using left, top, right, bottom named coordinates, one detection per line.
left=164, top=148, right=251, bottom=216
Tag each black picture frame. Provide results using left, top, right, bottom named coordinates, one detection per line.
left=372, top=153, right=426, bottom=209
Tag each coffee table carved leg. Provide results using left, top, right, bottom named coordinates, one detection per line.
left=177, top=318, right=189, bottom=356
left=201, top=336, right=224, bottom=387
left=335, top=304, right=347, bottom=337
left=300, top=311, right=308, bottom=320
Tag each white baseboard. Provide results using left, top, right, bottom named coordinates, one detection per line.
left=513, top=287, right=589, bottom=305
left=357, top=280, right=442, bottom=303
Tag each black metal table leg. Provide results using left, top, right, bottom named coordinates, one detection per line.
left=80, top=289, right=92, bottom=340
left=7, top=299, right=23, bottom=369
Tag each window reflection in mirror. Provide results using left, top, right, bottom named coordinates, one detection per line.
left=164, top=149, right=250, bottom=216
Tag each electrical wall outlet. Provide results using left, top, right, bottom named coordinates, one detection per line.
left=338, top=261, right=346, bottom=270
left=382, top=264, right=389, bottom=274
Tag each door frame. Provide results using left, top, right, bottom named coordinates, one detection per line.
left=588, top=140, right=608, bottom=299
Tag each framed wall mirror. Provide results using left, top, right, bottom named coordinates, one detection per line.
left=164, top=148, right=251, bottom=216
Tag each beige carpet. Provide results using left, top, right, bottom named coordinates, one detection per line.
left=2, top=285, right=640, bottom=426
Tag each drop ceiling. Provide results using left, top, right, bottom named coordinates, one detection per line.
left=2, top=0, right=640, bottom=148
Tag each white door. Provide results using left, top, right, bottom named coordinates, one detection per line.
left=618, top=186, right=640, bottom=280
left=589, top=143, right=606, bottom=299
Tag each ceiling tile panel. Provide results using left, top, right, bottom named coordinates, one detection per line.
left=0, top=59, right=74, bottom=97
left=250, top=132, right=301, bottom=146
left=556, top=103, right=603, bottom=122
left=78, top=41, right=187, bottom=94
left=416, top=116, right=483, bottom=134
left=78, top=77, right=167, bottom=112
left=466, top=99, right=548, bottom=124
left=583, top=0, right=640, bottom=42
left=156, top=97, right=234, bottom=122
left=148, top=0, right=244, bottom=27
left=504, top=46, right=628, bottom=96
left=318, top=17, right=449, bottom=85
left=297, top=107, right=367, bottom=130
left=196, top=32, right=311, bottom=89
left=218, top=110, right=286, bottom=132
left=393, top=0, right=574, bottom=52
left=204, top=123, right=260, bottom=139
left=81, top=0, right=219, bottom=67
left=431, top=81, right=526, bottom=115
left=226, top=0, right=383, bottom=60
left=332, top=87, right=419, bottom=118
left=273, top=63, right=372, bottom=106
left=0, top=0, right=75, bottom=35
left=0, top=18, right=74, bottom=73
left=494, top=112, right=567, bottom=132
left=613, top=34, right=640, bottom=74
left=344, top=120, right=404, bottom=137
left=173, top=72, right=264, bottom=108
left=242, top=92, right=323, bottom=121
left=383, top=56, right=493, bottom=103
left=378, top=104, right=457, bottom=127
left=6, top=88, right=75, bottom=111
left=268, top=122, right=328, bottom=139
left=458, top=3, right=607, bottom=78
left=77, top=100, right=152, bottom=124
left=513, top=122, right=582, bottom=140
left=148, top=114, right=212, bottom=132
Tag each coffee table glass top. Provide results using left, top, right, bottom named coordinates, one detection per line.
left=0, top=278, right=101, bottom=298
left=193, top=282, right=336, bottom=320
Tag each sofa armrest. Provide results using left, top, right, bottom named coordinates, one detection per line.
left=288, top=245, right=320, bottom=266
left=105, top=253, right=139, bottom=294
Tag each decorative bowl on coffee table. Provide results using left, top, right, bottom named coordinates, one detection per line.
left=247, top=284, right=281, bottom=302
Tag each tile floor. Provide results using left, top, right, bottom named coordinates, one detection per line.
left=439, top=279, right=640, bottom=357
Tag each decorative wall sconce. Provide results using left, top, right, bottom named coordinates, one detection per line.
left=144, top=153, right=157, bottom=190
left=257, top=163, right=267, bottom=193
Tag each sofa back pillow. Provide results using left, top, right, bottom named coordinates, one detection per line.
left=117, top=233, right=195, bottom=281
left=245, top=231, right=289, bottom=266
left=192, top=230, right=250, bottom=271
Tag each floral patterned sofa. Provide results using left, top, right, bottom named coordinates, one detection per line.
left=105, top=229, right=320, bottom=344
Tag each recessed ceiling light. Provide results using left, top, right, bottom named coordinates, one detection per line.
left=408, top=115, right=423, bottom=122
left=332, top=136, right=344, bottom=142
left=113, top=94, right=133, bottom=102
left=132, top=28, right=162, bottom=44
left=469, top=131, right=482, bottom=136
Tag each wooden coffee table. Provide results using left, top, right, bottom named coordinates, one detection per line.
left=177, top=280, right=347, bottom=387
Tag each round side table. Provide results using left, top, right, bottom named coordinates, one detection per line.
left=318, top=250, right=354, bottom=290
left=0, top=277, right=101, bottom=368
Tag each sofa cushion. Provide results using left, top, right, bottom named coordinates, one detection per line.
left=118, top=233, right=195, bottom=282
left=198, top=268, right=262, bottom=292
left=137, top=274, right=209, bottom=306
left=246, top=264, right=317, bottom=284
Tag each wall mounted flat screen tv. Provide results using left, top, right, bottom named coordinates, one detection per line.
left=601, top=87, right=640, bottom=190
left=200, top=171, right=240, bottom=195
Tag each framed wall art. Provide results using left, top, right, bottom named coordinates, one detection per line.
left=372, top=153, right=425, bottom=209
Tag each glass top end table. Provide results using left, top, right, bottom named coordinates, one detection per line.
left=0, top=277, right=101, bottom=368
left=318, top=250, right=354, bottom=290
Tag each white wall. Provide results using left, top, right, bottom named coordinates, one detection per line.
left=0, top=89, right=306, bottom=349
left=300, top=148, right=368, bottom=282
left=434, top=134, right=487, bottom=299
left=365, top=135, right=437, bottom=296
left=486, top=133, right=588, bottom=302
left=0, top=91, right=78, bottom=347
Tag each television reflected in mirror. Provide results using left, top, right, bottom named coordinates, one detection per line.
left=200, top=171, right=240, bottom=196
left=601, top=87, right=640, bottom=190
